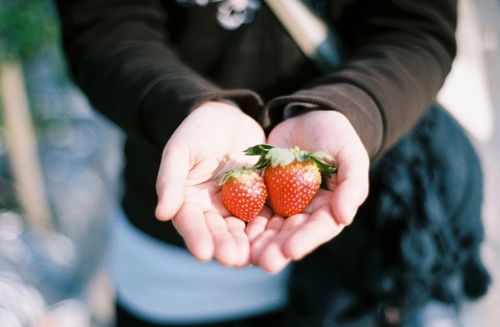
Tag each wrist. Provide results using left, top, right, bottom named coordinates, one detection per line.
left=194, top=100, right=240, bottom=111
left=283, top=102, right=321, bottom=119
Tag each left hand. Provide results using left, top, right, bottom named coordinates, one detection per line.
left=247, top=110, right=370, bottom=273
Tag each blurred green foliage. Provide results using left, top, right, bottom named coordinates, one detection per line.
left=0, top=0, right=57, bottom=61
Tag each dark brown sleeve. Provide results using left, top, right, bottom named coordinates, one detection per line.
left=264, top=0, right=457, bottom=159
left=55, top=0, right=262, bottom=151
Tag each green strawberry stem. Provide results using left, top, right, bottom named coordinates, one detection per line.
left=218, top=167, right=259, bottom=185
left=244, top=144, right=337, bottom=177
left=244, top=144, right=273, bottom=169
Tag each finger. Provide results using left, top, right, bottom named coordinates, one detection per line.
left=245, top=207, right=273, bottom=242
left=328, top=146, right=369, bottom=225
left=256, top=214, right=308, bottom=273
left=155, top=143, right=190, bottom=221
left=250, top=217, right=284, bottom=266
left=283, top=207, right=344, bottom=260
left=172, top=204, right=214, bottom=261
left=257, top=243, right=291, bottom=273
left=225, top=217, right=251, bottom=267
left=210, top=191, right=231, bottom=217
left=205, top=212, right=238, bottom=266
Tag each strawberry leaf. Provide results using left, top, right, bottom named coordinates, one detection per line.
left=311, top=151, right=336, bottom=166
left=310, top=153, right=337, bottom=177
left=245, top=144, right=337, bottom=175
left=293, top=147, right=311, bottom=162
left=245, top=144, right=274, bottom=169
left=244, top=144, right=273, bottom=156
left=254, top=156, right=271, bottom=170
left=218, top=167, right=256, bottom=185
left=266, top=148, right=296, bottom=167
left=219, top=170, right=235, bottom=185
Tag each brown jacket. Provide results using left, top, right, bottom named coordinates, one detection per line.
left=55, top=0, right=457, bottom=243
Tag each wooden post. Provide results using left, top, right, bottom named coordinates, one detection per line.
left=0, top=59, right=54, bottom=232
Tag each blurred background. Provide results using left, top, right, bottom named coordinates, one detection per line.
left=0, top=0, right=498, bottom=326
left=0, top=1, right=121, bottom=326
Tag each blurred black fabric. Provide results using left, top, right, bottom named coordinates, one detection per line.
left=287, top=105, right=491, bottom=326
left=115, top=301, right=287, bottom=327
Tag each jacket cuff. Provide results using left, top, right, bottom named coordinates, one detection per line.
left=263, top=83, right=384, bottom=159
left=141, top=86, right=263, bottom=151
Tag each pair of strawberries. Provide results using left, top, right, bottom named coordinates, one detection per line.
left=220, top=144, right=337, bottom=222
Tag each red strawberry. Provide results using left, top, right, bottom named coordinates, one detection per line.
left=219, top=168, right=267, bottom=222
left=263, top=160, right=321, bottom=217
left=245, top=145, right=336, bottom=217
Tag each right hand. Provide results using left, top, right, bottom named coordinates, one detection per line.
left=155, top=101, right=268, bottom=267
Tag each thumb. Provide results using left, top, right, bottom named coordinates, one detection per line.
left=155, top=142, right=190, bottom=221
left=328, top=147, right=369, bottom=225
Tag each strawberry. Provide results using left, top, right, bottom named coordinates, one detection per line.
left=219, top=168, right=267, bottom=222
left=245, top=145, right=336, bottom=217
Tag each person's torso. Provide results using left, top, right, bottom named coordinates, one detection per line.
left=124, top=0, right=346, bottom=244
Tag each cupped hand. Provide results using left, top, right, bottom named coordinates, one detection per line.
left=155, top=101, right=267, bottom=267
left=247, top=110, right=370, bottom=273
